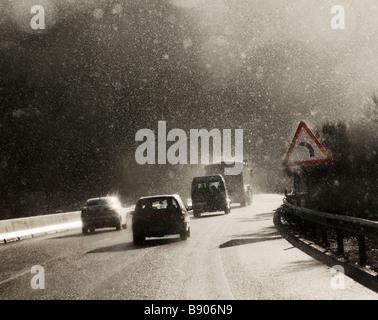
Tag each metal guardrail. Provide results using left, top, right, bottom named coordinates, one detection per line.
left=282, top=198, right=378, bottom=265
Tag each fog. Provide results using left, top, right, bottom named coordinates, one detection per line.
left=1, top=0, right=378, bottom=215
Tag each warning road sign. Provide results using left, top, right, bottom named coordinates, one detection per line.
left=284, top=121, right=332, bottom=166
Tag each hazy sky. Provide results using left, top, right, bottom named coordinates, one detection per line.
left=3, top=0, right=378, bottom=121
left=2, top=0, right=378, bottom=194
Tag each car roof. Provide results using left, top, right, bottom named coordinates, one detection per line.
left=85, top=196, right=117, bottom=202
left=138, top=194, right=181, bottom=201
left=192, top=174, right=224, bottom=180
left=209, top=160, right=245, bottom=165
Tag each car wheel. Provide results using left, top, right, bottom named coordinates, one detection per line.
left=133, top=233, right=145, bottom=245
left=82, top=226, right=89, bottom=235
left=193, top=209, right=201, bottom=218
left=89, top=226, right=95, bottom=234
left=180, top=230, right=188, bottom=241
left=115, top=217, right=122, bottom=230
left=245, top=193, right=250, bottom=206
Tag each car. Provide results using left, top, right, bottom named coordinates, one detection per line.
left=191, top=174, right=231, bottom=218
left=132, top=194, right=191, bottom=244
left=81, top=196, right=127, bottom=234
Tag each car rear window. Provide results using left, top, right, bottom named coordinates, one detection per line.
left=85, top=199, right=109, bottom=206
left=193, top=179, right=224, bottom=191
left=137, top=198, right=179, bottom=212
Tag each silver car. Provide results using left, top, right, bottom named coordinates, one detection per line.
left=81, top=196, right=127, bottom=234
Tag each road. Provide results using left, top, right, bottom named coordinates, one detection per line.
left=0, top=194, right=377, bottom=300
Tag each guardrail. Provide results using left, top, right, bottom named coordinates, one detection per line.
left=282, top=198, right=378, bottom=265
left=0, top=207, right=135, bottom=244
left=0, top=211, right=82, bottom=243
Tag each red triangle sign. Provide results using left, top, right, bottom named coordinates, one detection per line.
left=284, top=121, right=332, bottom=166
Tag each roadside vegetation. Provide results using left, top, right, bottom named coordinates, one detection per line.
left=282, top=95, right=378, bottom=269
left=285, top=95, right=378, bottom=220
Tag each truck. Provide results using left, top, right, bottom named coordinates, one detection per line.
left=204, top=160, right=253, bottom=207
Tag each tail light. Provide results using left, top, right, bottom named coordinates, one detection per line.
left=81, top=209, right=89, bottom=217
left=105, top=207, right=115, bottom=214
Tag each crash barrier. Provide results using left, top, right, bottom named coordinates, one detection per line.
left=0, top=207, right=134, bottom=243
left=0, top=211, right=81, bottom=243
left=282, top=198, right=378, bottom=266
left=0, top=211, right=81, bottom=234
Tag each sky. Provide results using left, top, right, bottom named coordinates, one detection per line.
left=1, top=0, right=378, bottom=202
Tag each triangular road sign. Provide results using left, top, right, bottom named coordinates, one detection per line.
left=284, top=121, right=332, bottom=166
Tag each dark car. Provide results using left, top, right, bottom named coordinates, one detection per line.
left=132, top=194, right=191, bottom=244
left=81, top=196, right=127, bottom=234
left=191, top=174, right=231, bottom=218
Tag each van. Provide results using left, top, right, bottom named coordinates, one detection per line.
left=191, top=175, right=231, bottom=218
